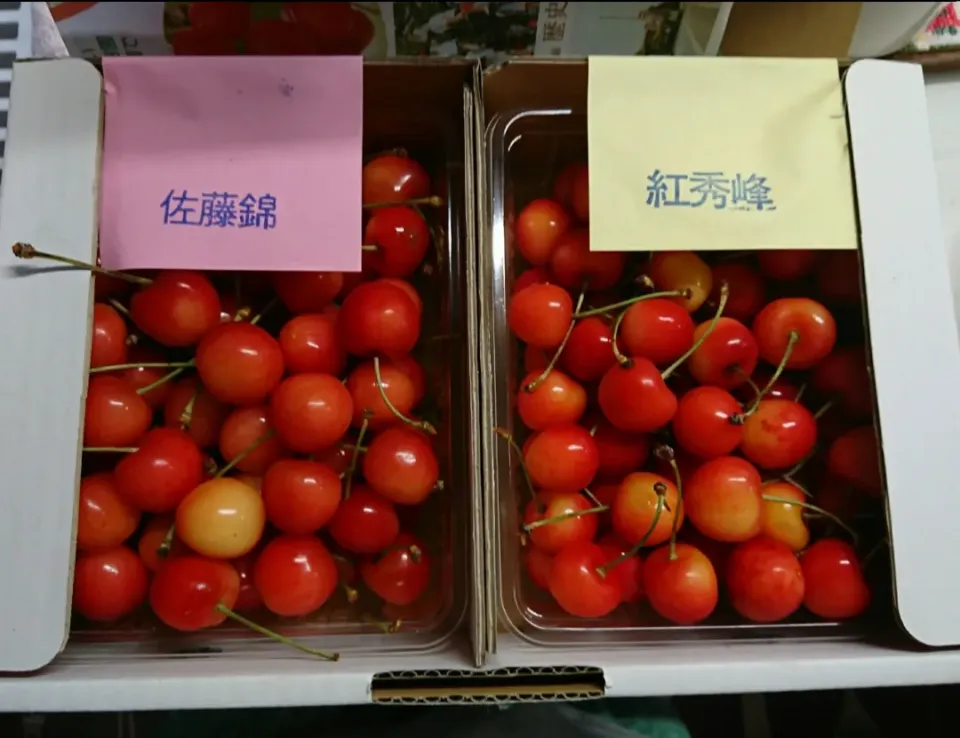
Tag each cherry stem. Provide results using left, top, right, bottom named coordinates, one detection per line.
left=249, top=297, right=278, bottom=326
left=573, top=288, right=692, bottom=319
left=597, top=483, right=668, bottom=576
left=361, top=614, right=402, bottom=634
left=341, top=583, right=360, bottom=604
left=179, top=385, right=200, bottom=429
left=525, top=287, right=586, bottom=392
left=11, top=243, right=153, bottom=286
left=157, top=524, right=176, bottom=558
left=372, top=356, right=436, bottom=435
left=661, top=282, right=729, bottom=381
left=361, top=245, right=378, bottom=252
left=814, top=398, right=836, bottom=420
left=656, top=446, right=684, bottom=561
left=82, top=446, right=137, bottom=453
left=214, top=604, right=339, bottom=661
left=340, top=443, right=368, bottom=453
left=216, top=429, right=276, bottom=479
left=762, top=494, right=859, bottom=543
left=610, top=308, right=630, bottom=366
left=794, top=382, right=808, bottom=403
left=90, top=361, right=193, bottom=374
left=581, top=487, right=602, bottom=506
left=232, top=306, right=252, bottom=322
left=742, top=330, right=799, bottom=416
left=344, top=412, right=371, bottom=498
left=523, top=505, right=609, bottom=533
left=137, top=362, right=193, bottom=396
left=107, top=298, right=130, bottom=317
left=495, top=427, right=536, bottom=504
left=861, top=537, right=889, bottom=569
left=363, top=195, right=443, bottom=210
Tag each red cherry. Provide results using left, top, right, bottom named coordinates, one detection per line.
left=188, top=1, right=250, bottom=34
left=612, top=472, right=681, bottom=549
left=523, top=423, right=599, bottom=493
left=733, top=366, right=799, bottom=404
left=114, top=427, right=205, bottom=513
left=570, top=165, right=589, bottom=222
left=648, top=251, right=713, bottom=313
left=76, top=472, right=141, bottom=551
left=684, top=457, right=762, bottom=542
left=524, top=546, right=553, bottom=590
left=94, top=273, right=134, bottom=303
left=129, top=270, right=221, bottom=347
left=524, top=491, right=599, bottom=554
left=90, top=302, right=129, bottom=369
left=596, top=533, right=643, bottom=603
left=328, top=486, right=400, bottom=554
left=219, top=405, right=290, bottom=475
left=752, top=298, right=837, bottom=370
left=360, top=532, right=431, bottom=606
left=726, top=537, right=804, bottom=623
left=800, top=538, right=871, bottom=619
left=362, top=427, right=439, bottom=506
left=552, top=162, right=587, bottom=209
left=261, top=459, right=342, bottom=534
left=272, top=271, right=342, bottom=314
left=516, top=369, right=587, bottom=431
left=163, top=377, right=230, bottom=449
left=507, top=283, right=573, bottom=349
left=170, top=27, right=239, bottom=55
left=338, top=279, right=421, bottom=357
left=253, top=535, right=338, bottom=617
left=84, top=375, right=152, bottom=448
left=230, top=552, right=264, bottom=613
left=196, top=322, right=285, bottom=405
left=618, top=299, right=695, bottom=367
left=672, top=386, right=743, bottom=459
left=815, top=251, right=862, bottom=304
left=363, top=206, right=430, bottom=278
left=826, top=425, right=883, bottom=497
left=245, top=19, right=320, bottom=55
left=361, top=153, right=430, bottom=205
left=515, top=198, right=572, bottom=266
left=116, top=345, right=173, bottom=409
left=138, top=515, right=183, bottom=572
left=597, top=358, right=677, bottom=433
left=270, top=373, right=354, bottom=453
left=740, top=399, right=817, bottom=471
left=643, top=542, right=718, bottom=625
left=378, top=277, right=423, bottom=318
left=707, top=262, right=766, bottom=322
left=524, top=345, right=549, bottom=373
left=277, top=312, right=346, bottom=376
left=757, top=250, right=819, bottom=281
left=592, top=420, right=650, bottom=482
left=559, top=316, right=617, bottom=382
left=548, top=229, right=625, bottom=291
left=149, top=556, right=240, bottom=631
left=515, top=266, right=550, bottom=292
left=687, top=317, right=759, bottom=389
left=388, top=354, right=426, bottom=406
left=73, top=546, right=148, bottom=623
left=811, top=346, right=873, bottom=416
left=547, top=541, right=621, bottom=618
left=344, top=360, right=414, bottom=429
left=677, top=526, right=732, bottom=576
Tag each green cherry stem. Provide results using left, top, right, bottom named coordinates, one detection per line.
left=137, top=361, right=194, bottom=396
left=363, top=195, right=443, bottom=210
left=373, top=357, right=437, bottom=435
left=361, top=245, right=379, bottom=252
left=660, top=282, right=729, bottom=381
left=214, top=604, right=340, bottom=661
left=762, top=494, right=859, bottom=543
left=179, top=384, right=201, bottom=429
left=108, top=298, right=131, bottom=317
left=249, top=297, right=279, bottom=326
left=794, top=382, right=808, bottom=403
left=523, top=505, right=609, bottom=533
left=495, top=427, right=537, bottom=506
left=83, top=446, right=137, bottom=453
left=581, top=487, right=602, bottom=506
left=573, top=288, right=692, bottom=319
left=11, top=243, right=153, bottom=286
left=525, top=287, right=586, bottom=393
left=216, top=429, right=277, bottom=479
left=656, top=446, right=684, bottom=561
left=343, top=411, right=372, bottom=497
left=610, top=308, right=630, bottom=366
left=597, top=482, right=668, bottom=576
left=90, top=361, right=194, bottom=374
left=741, top=329, right=799, bottom=417
left=814, top=398, right=836, bottom=420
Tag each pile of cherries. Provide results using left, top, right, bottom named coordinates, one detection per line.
left=19, top=151, right=447, bottom=660
left=505, top=161, right=882, bottom=627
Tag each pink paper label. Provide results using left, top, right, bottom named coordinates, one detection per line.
left=100, top=56, right=363, bottom=272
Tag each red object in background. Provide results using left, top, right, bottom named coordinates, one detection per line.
left=245, top=20, right=321, bottom=55
left=189, top=2, right=251, bottom=36
left=171, top=27, right=240, bottom=56
left=284, top=2, right=375, bottom=54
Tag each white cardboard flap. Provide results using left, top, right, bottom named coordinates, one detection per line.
left=846, top=59, right=960, bottom=647
left=0, top=59, right=102, bottom=671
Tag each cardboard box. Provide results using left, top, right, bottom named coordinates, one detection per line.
left=3, top=55, right=960, bottom=709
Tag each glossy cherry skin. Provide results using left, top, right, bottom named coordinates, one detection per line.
left=592, top=420, right=650, bottom=482
left=253, top=535, right=338, bottom=617
left=278, top=312, right=346, bottom=376
left=826, top=425, right=883, bottom=497
left=726, top=537, right=805, bottom=623
left=733, top=366, right=799, bottom=405
left=757, top=249, right=819, bottom=281
left=176, top=477, right=266, bottom=559
left=388, top=354, right=426, bottom=406
left=752, top=298, right=837, bottom=370
left=116, top=345, right=172, bottom=410
left=272, top=271, right=342, bottom=314
left=73, top=546, right=148, bottom=623
left=618, top=298, right=695, bottom=367
left=811, top=346, right=873, bottom=417
left=163, top=377, right=230, bottom=449
left=612, top=472, right=682, bottom=549
left=707, top=262, right=766, bottom=322
left=83, top=375, right=152, bottom=448
left=130, top=270, right=221, bottom=347
left=559, top=317, right=617, bottom=382
left=114, top=427, right=205, bottom=513
left=648, top=251, right=713, bottom=312
left=196, top=322, right=285, bottom=405
left=138, top=515, right=184, bottom=572
left=271, top=373, right=354, bottom=453
left=525, top=491, right=600, bottom=554
left=262, top=459, right=342, bottom=534
left=360, top=532, right=431, bottom=607
left=548, top=229, right=625, bottom=292
left=362, top=427, right=439, bottom=506
left=552, top=162, right=585, bottom=208
left=515, top=198, right=572, bottom=266
left=338, top=279, right=421, bottom=357
left=230, top=552, right=264, bottom=613
left=596, top=533, right=643, bottom=603
left=90, top=302, right=129, bottom=369
left=523, top=423, right=599, bottom=493
left=687, top=317, right=759, bottom=389
left=515, top=266, right=550, bottom=293
left=76, top=472, right=141, bottom=551
left=507, top=283, right=573, bottom=350
left=363, top=206, right=430, bottom=278
left=328, top=486, right=400, bottom=554
left=759, top=481, right=810, bottom=552
left=524, top=546, right=553, bottom=590
left=740, top=399, right=817, bottom=471
left=800, top=538, right=871, bottom=619
left=684, top=456, right=763, bottom=543
left=516, top=369, right=587, bottom=431
left=362, top=153, right=431, bottom=205
left=344, top=360, right=414, bottom=428
left=149, top=556, right=240, bottom=631
left=643, top=542, right=719, bottom=625
left=672, top=386, right=743, bottom=459
left=598, top=358, right=677, bottom=433
left=219, top=405, right=290, bottom=475
left=548, top=541, right=622, bottom=619
left=379, top=278, right=423, bottom=318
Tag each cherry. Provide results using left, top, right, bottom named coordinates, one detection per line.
left=189, top=1, right=250, bottom=34
left=596, top=534, right=643, bottom=603
left=83, top=375, right=152, bottom=448
left=271, top=373, right=354, bottom=453
left=523, top=423, right=599, bottom=493
left=515, top=198, right=572, bottom=266
left=752, top=298, right=837, bottom=370
left=363, top=427, right=439, bottom=505
left=278, top=312, right=346, bottom=376
left=671, top=386, right=743, bottom=459
left=379, top=278, right=423, bottom=318
left=548, top=229, right=625, bottom=291
left=684, top=456, right=762, bottom=542
left=815, top=250, right=862, bottom=304
left=726, top=537, right=804, bottom=623
left=815, top=476, right=864, bottom=520
left=759, top=481, right=810, bottom=551
left=114, top=427, right=205, bottom=513
left=363, top=206, right=430, bottom=278
left=344, top=360, right=416, bottom=429
left=116, top=345, right=173, bottom=409
left=272, top=271, right=343, bottom=314
left=163, top=377, right=230, bottom=448
left=94, top=273, right=134, bottom=303
left=90, top=302, right=129, bottom=369
left=524, top=491, right=600, bottom=554
left=517, top=369, right=587, bottom=430
left=196, top=321, right=285, bottom=405
left=360, top=533, right=431, bottom=606
left=524, top=546, right=553, bottom=590
left=811, top=346, right=873, bottom=416
left=592, top=420, right=650, bottom=482
left=262, top=459, right=342, bottom=534
left=826, top=425, right=883, bottom=497
left=515, top=266, right=550, bottom=293
left=253, top=535, right=338, bottom=617
left=362, top=153, right=430, bottom=205
left=734, top=366, right=798, bottom=404
left=524, top=345, right=548, bottom=373
left=553, top=163, right=588, bottom=214
left=73, top=546, right=148, bottom=623
left=176, top=476, right=266, bottom=559
left=570, top=165, right=589, bottom=222
left=559, top=317, right=617, bottom=382
left=231, top=552, right=264, bottom=613
left=800, top=538, right=871, bottom=619
left=757, top=250, right=819, bottom=281
left=611, top=472, right=681, bottom=549
left=328, top=486, right=400, bottom=554
left=219, top=405, right=289, bottom=475
left=136, top=516, right=180, bottom=573
left=338, top=279, right=421, bottom=357
left=648, top=251, right=713, bottom=312
left=643, top=542, right=718, bottom=625
left=707, top=262, right=766, bottom=322
left=687, top=317, right=758, bottom=389
left=129, top=270, right=221, bottom=347
left=598, top=354, right=686, bottom=433
left=677, top=526, right=731, bottom=576
left=507, top=283, right=573, bottom=349
left=388, top=353, right=426, bottom=406
left=233, top=474, right=263, bottom=492
left=740, top=399, right=817, bottom=471
left=76, top=472, right=140, bottom=551
left=149, top=555, right=240, bottom=631
left=547, top=541, right=622, bottom=618
left=618, top=298, right=695, bottom=367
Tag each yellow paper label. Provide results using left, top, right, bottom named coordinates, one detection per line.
left=587, top=56, right=858, bottom=252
